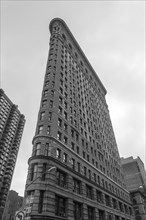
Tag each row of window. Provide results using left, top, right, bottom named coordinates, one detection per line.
left=29, top=151, right=128, bottom=206
left=41, top=88, right=119, bottom=168
left=33, top=188, right=132, bottom=220
left=60, top=33, right=104, bottom=97
left=55, top=148, right=128, bottom=200
left=42, top=87, right=111, bottom=145
left=56, top=63, right=118, bottom=158
left=40, top=101, right=119, bottom=168
left=39, top=36, right=124, bottom=186
left=34, top=123, right=124, bottom=187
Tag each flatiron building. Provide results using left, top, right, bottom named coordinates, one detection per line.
left=24, top=18, right=134, bottom=220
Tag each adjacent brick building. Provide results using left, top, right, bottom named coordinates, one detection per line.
left=24, top=18, right=134, bottom=220
left=0, top=89, right=25, bottom=219
left=121, top=157, right=146, bottom=220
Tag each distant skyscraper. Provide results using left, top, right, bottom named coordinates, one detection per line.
left=0, top=89, right=25, bottom=219
left=24, top=18, right=134, bottom=220
left=121, top=156, right=146, bottom=220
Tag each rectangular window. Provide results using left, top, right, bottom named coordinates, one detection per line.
left=35, top=143, right=41, bottom=156
left=73, top=201, right=82, bottom=220
left=57, top=131, right=62, bottom=141
left=93, top=173, right=96, bottom=182
left=51, top=90, right=54, bottom=97
left=58, top=118, right=62, bottom=127
left=64, top=111, right=67, bottom=120
left=105, top=194, right=110, bottom=206
left=76, top=146, right=79, bottom=154
left=60, top=87, right=63, bottom=94
left=88, top=170, right=91, bottom=180
left=77, top=162, right=80, bottom=173
left=59, top=96, right=63, bottom=104
left=45, top=80, right=49, bottom=87
left=64, top=101, right=67, bottom=109
left=48, top=112, right=52, bottom=121
left=71, top=142, right=75, bottom=150
left=112, top=199, right=117, bottom=209
left=84, top=166, right=87, bottom=176
left=50, top=100, right=53, bottom=108
left=64, top=92, right=68, bottom=99
left=70, top=116, right=73, bottom=124
left=64, top=123, right=68, bottom=132
left=71, top=158, right=75, bottom=170
left=30, top=164, right=38, bottom=181
left=58, top=106, right=62, bottom=114
left=38, top=125, right=43, bottom=134
left=56, top=170, right=67, bottom=188
left=74, top=120, right=77, bottom=127
left=71, top=129, right=74, bottom=138
left=86, top=185, right=93, bottom=200
left=88, top=206, right=94, bottom=220
left=76, top=133, right=79, bottom=142
left=43, top=90, right=48, bottom=97
left=47, top=126, right=50, bottom=135
left=64, top=136, right=68, bottom=144
left=55, top=195, right=66, bottom=217
left=40, top=112, right=45, bottom=120
left=82, top=139, right=84, bottom=147
left=96, top=190, right=103, bottom=203
left=38, top=191, right=44, bottom=213
left=83, top=151, right=85, bottom=159
left=99, top=210, right=105, bottom=220
left=42, top=163, right=47, bottom=181
left=56, top=148, right=61, bottom=159
left=63, top=153, right=67, bottom=163
left=73, top=178, right=81, bottom=194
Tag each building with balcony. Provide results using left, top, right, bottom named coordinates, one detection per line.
left=0, top=89, right=25, bottom=219
left=121, top=156, right=146, bottom=220
left=24, top=18, right=134, bottom=220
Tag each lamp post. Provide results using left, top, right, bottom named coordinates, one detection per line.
left=26, top=166, right=56, bottom=189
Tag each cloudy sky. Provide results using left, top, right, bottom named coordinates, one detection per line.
left=1, top=1, right=145, bottom=196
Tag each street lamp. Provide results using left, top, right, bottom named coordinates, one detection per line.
left=26, top=166, right=56, bottom=189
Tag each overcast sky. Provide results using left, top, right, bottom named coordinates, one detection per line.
left=1, top=1, right=145, bottom=196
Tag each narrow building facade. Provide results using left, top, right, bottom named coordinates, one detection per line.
left=0, top=89, right=25, bottom=219
left=121, top=156, right=146, bottom=220
left=24, top=18, right=134, bottom=220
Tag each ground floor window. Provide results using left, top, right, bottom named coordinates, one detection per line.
left=73, top=201, right=82, bottom=220
left=88, top=206, right=94, bottom=220
left=99, top=209, right=105, bottom=220
left=38, top=190, right=44, bottom=213
left=55, top=195, right=66, bottom=217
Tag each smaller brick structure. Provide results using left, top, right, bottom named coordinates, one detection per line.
left=121, top=156, right=146, bottom=220
left=2, top=190, right=23, bottom=220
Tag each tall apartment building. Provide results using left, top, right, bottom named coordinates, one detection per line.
left=121, top=157, right=146, bottom=220
left=24, top=18, right=134, bottom=220
left=0, top=89, right=25, bottom=219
